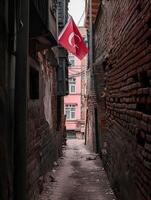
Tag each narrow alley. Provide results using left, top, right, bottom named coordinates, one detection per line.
left=39, top=139, right=116, bottom=200
left=1, top=0, right=151, bottom=200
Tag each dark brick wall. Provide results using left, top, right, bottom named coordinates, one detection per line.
left=94, top=0, right=151, bottom=199
left=0, top=1, right=14, bottom=199
left=27, top=53, right=62, bottom=199
left=0, top=86, right=12, bottom=200
left=0, top=0, right=66, bottom=199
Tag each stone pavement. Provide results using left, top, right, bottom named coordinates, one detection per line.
left=39, top=139, right=116, bottom=200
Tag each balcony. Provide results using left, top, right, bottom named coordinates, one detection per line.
left=30, top=0, right=57, bottom=49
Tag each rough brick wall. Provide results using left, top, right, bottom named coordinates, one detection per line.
left=94, top=0, right=151, bottom=199
left=27, top=52, right=61, bottom=199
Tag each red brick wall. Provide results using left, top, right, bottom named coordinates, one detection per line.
left=27, top=52, right=62, bottom=199
left=94, top=0, right=151, bottom=199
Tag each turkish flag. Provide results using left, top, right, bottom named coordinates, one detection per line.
left=58, top=17, right=88, bottom=60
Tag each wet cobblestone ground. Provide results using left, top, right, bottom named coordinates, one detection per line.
left=39, top=139, right=116, bottom=200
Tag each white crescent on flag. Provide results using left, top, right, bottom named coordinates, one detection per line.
left=68, top=32, right=81, bottom=49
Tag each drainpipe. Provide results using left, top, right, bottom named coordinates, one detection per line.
left=89, top=0, right=93, bottom=76
left=89, top=0, right=95, bottom=89
left=89, top=0, right=97, bottom=152
left=14, top=0, right=29, bottom=199
left=85, top=0, right=93, bottom=146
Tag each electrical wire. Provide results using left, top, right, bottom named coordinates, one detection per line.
left=69, top=71, right=86, bottom=78
left=77, top=9, right=85, bottom=25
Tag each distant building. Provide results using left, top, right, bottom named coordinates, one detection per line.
left=64, top=27, right=88, bottom=139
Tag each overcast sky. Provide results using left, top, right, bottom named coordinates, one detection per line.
left=68, top=0, right=85, bottom=26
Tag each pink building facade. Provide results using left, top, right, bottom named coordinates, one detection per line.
left=64, top=27, right=87, bottom=138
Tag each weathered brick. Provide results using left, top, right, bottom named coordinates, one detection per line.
left=92, top=0, right=151, bottom=200
left=27, top=52, right=65, bottom=200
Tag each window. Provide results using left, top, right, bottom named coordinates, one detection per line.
left=68, top=53, right=75, bottom=66
left=65, top=105, right=76, bottom=119
left=69, top=78, right=76, bottom=93
left=83, top=35, right=88, bottom=44
left=30, top=66, right=39, bottom=99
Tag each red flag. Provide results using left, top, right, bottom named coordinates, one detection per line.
left=58, top=17, right=88, bottom=60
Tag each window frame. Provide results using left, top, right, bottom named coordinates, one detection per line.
left=69, top=78, right=76, bottom=93
left=68, top=53, right=75, bottom=66
left=65, top=104, right=76, bottom=120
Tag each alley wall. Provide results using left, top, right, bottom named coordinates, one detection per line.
left=0, top=1, right=15, bottom=199
left=94, top=0, right=151, bottom=200
left=0, top=1, right=69, bottom=200
left=27, top=52, right=61, bottom=199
